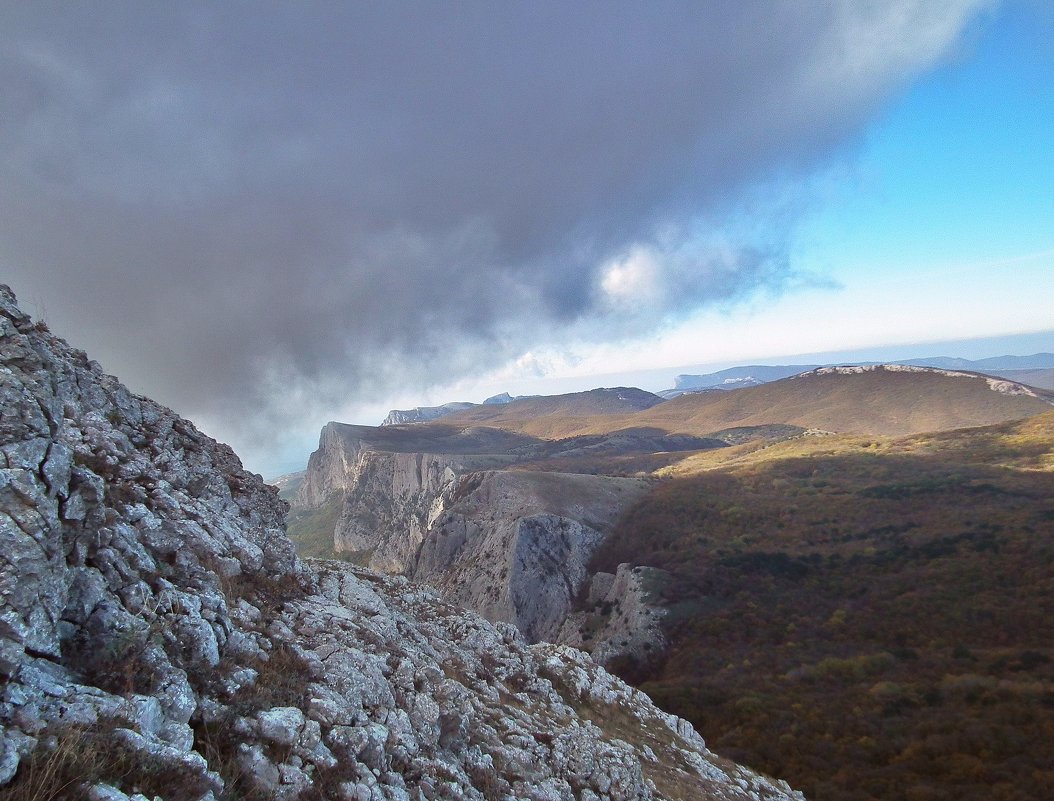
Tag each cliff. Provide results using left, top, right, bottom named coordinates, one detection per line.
left=414, top=470, right=649, bottom=643
left=291, top=424, right=657, bottom=645
left=0, top=286, right=803, bottom=800
left=381, top=403, right=477, bottom=427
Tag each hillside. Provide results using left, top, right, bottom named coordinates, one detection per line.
left=439, top=387, right=665, bottom=437
left=671, top=354, right=1054, bottom=394
left=504, top=366, right=1054, bottom=441
left=589, top=411, right=1054, bottom=801
left=0, top=286, right=806, bottom=800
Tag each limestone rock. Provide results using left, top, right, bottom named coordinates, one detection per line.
left=557, top=564, right=669, bottom=668
left=0, top=285, right=804, bottom=801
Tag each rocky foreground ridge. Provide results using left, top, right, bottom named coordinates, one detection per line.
left=0, top=285, right=803, bottom=801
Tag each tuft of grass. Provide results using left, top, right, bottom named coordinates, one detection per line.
left=6, top=721, right=212, bottom=801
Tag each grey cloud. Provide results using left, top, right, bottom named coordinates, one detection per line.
left=0, top=1, right=988, bottom=471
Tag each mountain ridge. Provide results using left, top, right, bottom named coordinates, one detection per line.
left=671, top=353, right=1054, bottom=394
left=0, top=285, right=803, bottom=800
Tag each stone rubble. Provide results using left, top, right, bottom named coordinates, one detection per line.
left=0, top=284, right=804, bottom=801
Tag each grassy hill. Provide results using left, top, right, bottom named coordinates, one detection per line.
left=441, top=386, right=664, bottom=437
left=442, top=367, right=1054, bottom=442
left=590, top=411, right=1054, bottom=801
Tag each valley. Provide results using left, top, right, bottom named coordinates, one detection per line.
left=8, top=6, right=1053, bottom=800
left=0, top=286, right=800, bottom=801
left=288, top=366, right=1054, bottom=801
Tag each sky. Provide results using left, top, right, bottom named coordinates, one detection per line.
left=2, top=1, right=1052, bottom=477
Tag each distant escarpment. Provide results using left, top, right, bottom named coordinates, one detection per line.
left=0, top=285, right=803, bottom=800
left=290, top=414, right=703, bottom=647
left=380, top=392, right=521, bottom=426
left=293, top=364, right=1054, bottom=663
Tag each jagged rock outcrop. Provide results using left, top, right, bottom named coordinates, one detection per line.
left=292, top=424, right=656, bottom=644
left=557, top=565, right=669, bottom=668
left=0, top=286, right=804, bottom=800
left=414, top=471, right=648, bottom=643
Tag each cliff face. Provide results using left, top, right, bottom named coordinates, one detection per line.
left=0, top=286, right=804, bottom=800
left=295, top=422, right=364, bottom=509
left=414, top=470, right=648, bottom=643
left=292, top=426, right=650, bottom=644
left=332, top=450, right=506, bottom=573
left=557, top=565, right=670, bottom=668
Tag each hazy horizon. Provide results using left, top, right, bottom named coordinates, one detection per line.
left=262, top=326, right=1054, bottom=478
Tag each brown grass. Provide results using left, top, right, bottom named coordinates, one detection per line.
left=6, top=720, right=212, bottom=801
left=440, top=371, right=1053, bottom=441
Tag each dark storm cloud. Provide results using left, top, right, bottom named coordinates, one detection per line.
left=0, top=1, right=988, bottom=469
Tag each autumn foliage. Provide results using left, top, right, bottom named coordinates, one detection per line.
left=592, top=412, right=1054, bottom=801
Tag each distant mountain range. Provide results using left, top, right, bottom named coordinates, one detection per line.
left=671, top=353, right=1054, bottom=394
left=674, top=354, right=1054, bottom=396
left=381, top=355, right=1054, bottom=425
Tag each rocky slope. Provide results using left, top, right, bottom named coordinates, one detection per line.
left=0, top=286, right=803, bottom=800
left=293, top=423, right=655, bottom=646
left=414, top=470, right=649, bottom=643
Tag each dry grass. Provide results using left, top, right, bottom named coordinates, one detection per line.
left=442, top=371, right=1053, bottom=442
left=6, top=720, right=211, bottom=801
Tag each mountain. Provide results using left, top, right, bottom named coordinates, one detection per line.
left=672, top=353, right=1054, bottom=394
left=422, top=366, right=1053, bottom=443
left=978, top=367, right=1054, bottom=390
left=674, top=364, right=821, bottom=391
left=291, top=360, right=1054, bottom=801
left=268, top=469, right=306, bottom=500
left=898, top=352, right=1054, bottom=370
left=381, top=401, right=478, bottom=426
left=0, top=285, right=803, bottom=801
left=380, top=392, right=526, bottom=426
left=292, top=366, right=1053, bottom=610
left=570, top=365, right=1054, bottom=440
left=439, top=387, right=665, bottom=435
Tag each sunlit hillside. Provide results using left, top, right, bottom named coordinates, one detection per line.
left=444, top=368, right=1054, bottom=441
